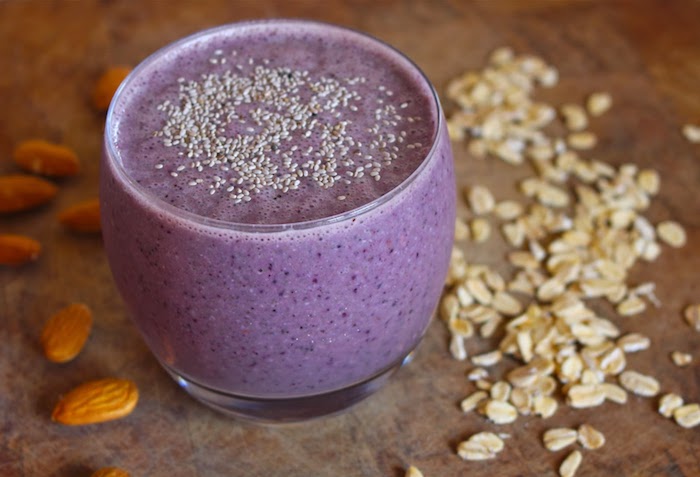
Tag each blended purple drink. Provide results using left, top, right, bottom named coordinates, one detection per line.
left=101, top=20, right=455, bottom=420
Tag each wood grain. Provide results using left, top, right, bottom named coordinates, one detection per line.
left=1, top=1, right=699, bottom=476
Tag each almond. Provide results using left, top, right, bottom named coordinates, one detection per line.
left=0, top=234, right=41, bottom=265
left=52, top=378, right=139, bottom=425
left=40, top=303, right=93, bottom=363
left=0, top=174, right=58, bottom=214
left=93, top=66, right=132, bottom=111
left=13, top=139, right=80, bottom=177
left=58, top=198, right=101, bottom=233
left=91, top=468, right=131, bottom=477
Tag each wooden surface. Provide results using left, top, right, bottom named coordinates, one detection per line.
left=1, top=1, right=700, bottom=476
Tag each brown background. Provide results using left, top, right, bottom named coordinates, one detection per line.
left=1, top=1, right=700, bottom=476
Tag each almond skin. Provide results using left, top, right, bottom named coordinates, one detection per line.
left=91, top=468, right=131, bottom=477
left=0, top=234, right=41, bottom=265
left=52, top=378, right=139, bottom=425
left=41, top=303, right=93, bottom=363
left=13, top=139, right=80, bottom=177
left=0, top=174, right=58, bottom=214
left=58, top=198, right=101, bottom=233
left=93, top=66, right=132, bottom=111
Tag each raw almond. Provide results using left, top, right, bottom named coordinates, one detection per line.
left=93, top=66, right=132, bottom=111
left=58, top=198, right=101, bottom=233
left=52, top=378, right=139, bottom=425
left=91, top=468, right=131, bottom=477
left=0, top=234, right=41, bottom=265
left=41, top=303, right=93, bottom=363
left=13, top=139, right=80, bottom=177
left=0, top=174, right=58, bottom=214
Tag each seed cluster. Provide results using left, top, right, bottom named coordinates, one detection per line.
left=154, top=50, right=422, bottom=204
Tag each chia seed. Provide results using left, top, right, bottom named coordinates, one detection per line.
left=155, top=55, right=424, bottom=204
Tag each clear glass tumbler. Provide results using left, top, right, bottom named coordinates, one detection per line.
left=100, top=20, right=455, bottom=422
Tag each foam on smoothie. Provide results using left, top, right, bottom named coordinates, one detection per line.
left=111, top=21, right=437, bottom=224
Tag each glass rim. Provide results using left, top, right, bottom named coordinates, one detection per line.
left=104, top=18, right=443, bottom=233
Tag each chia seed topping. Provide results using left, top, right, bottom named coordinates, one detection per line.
left=154, top=55, right=422, bottom=205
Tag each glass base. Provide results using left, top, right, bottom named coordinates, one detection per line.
left=165, top=352, right=414, bottom=423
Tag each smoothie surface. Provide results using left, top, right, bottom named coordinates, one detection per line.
left=111, top=21, right=438, bottom=224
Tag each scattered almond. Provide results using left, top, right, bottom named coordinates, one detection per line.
left=13, top=139, right=80, bottom=177
left=52, top=378, right=138, bottom=425
left=58, top=198, right=101, bottom=233
left=40, top=303, right=93, bottom=363
left=0, top=234, right=41, bottom=266
left=93, top=66, right=132, bottom=111
left=0, top=174, right=58, bottom=214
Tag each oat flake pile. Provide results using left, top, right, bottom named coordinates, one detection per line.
left=404, top=46, right=700, bottom=477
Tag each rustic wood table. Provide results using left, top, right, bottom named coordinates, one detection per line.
left=2, top=1, right=699, bottom=476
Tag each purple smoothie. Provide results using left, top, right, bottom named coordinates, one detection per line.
left=101, top=20, right=455, bottom=409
